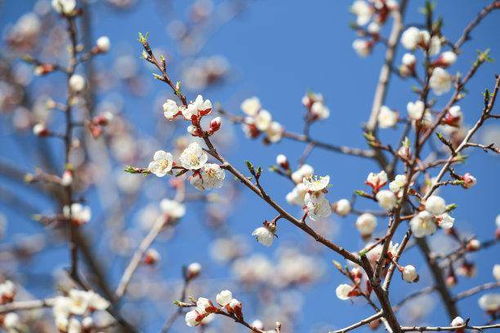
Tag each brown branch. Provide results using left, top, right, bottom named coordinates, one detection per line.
left=331, top=311, right=383, bottom=333
left=401, top=323, right=500, bottom=332
left=454, top=281, right=500, bottom=301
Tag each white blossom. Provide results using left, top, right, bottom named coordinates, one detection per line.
left=241, top=97, right=261, bottom=116
left=410, top=211, right=436, bottom=238
left=366, top=170, right=388, bottom=191
left=377, top=105, right=398, bottom=128
left=350, top=0, right=373, bottom=25
left=389, top=174, right=407, bottom=193
left=291, top=164, right=314, bottom=184
left=429, top=67, right=452, bottom=96
left=252, top=226, right=275, bottom=247
left=254, top=110, right=272, bottom=131
left=3, top=313, right=20, bottom=330
left=303, top=175, right=330, bottom=192
left=276, top=154, right=288, bottom=169
left=63, top=203, right=92, bottom=225
left=402, top=53, right=416, bottom=66
left=190, top=163, right=225, bottom=190
left=185, top=310, right=201, bottom=327
left=304, top=193, right=331, bottom=221
left=216, top=290, right=233, bottom=306
left=425, top=195, right=447, bottom=215
left=336, top=284, right=354, bottom=300
left=478, top=294, right=500, bottom=312
left=160, top=199, right=186, bottom=219
left=96, top=36, right=111, bottom=52
left=493, top=265, right=500, bottom=281
left=401, top=27, right=421, bottom=50
left=52, top=0, right=76, bottom=14
left=451, top=316, right=465, bottom=327
left=440, top=51, right=457, bottom=66
left=356, top=213, right=377, bottom=236
left=402, top=265, right=418, bottom=282
left=196, top=297, right=213, bottom=314
left=407, top=100, right=426, bottom=120
left=184, top=95, right=212, bottom=120
left=265, top=121, right=283, bottom=143
left=310, top=101, right=330, bottom=120
left=352, top=39, right=372, bottom=57
left=286, top=183, right=308, bottom=206
left=148, top=150, right=173, bottom=177
left=179, top=142, right=208, bottom=170
left=462, top=173, right=477, bottom=189
left=334, top=199, right=351, bottom=216
left=187, top=262, right=202, bottom=278
left=69, top=74, right=86, bottom=92
left=376, top=190, right=397, bottom=210
left=163, top=99, right=179, bottom=120
left=33, top=123, right=48, bottom=136
left=436, top=213, right=455, bottom=229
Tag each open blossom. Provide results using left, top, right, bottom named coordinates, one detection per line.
left=63, top=203, right=91, bottom=225
left=183, top=95, right=212, bottom=120
left=365, top=170, right=388, bottom=192
left=303, top=175, right=330, bottom=192
left=377, top=105, right=398, bottom=128
left=52, top=0, right=76, bottom=14
left=366, top=241, right=399, bottom=266
left=375, top=190, right=397, bottom=210
left=336, top=283, right=354, bottom=300
left=402, top=265, right=418, bottom=282
left=334, top=199, right=351, bottom=216
left=425, top=195, right=447, bottom=215
left=286, top=183, right=308, bottom=206
left=163, top=99, right=180, bottom=120
left=179, top=142, right=208, bottom=170
left=478, top=294, right=500, bottom=312
left=436, top=213, right=455, bottom=229
left=216, top=290, right=233, bottom=306
left=0, top=280, right=16, bottom=302
left=160, top=199, right=186, bottom=219
left=241, top=97, right=261, bottom=116
left=265, top=121, right=283, bottom=143
left=389, top=174, right=407, bottom=193
left=291, top=164, right=314, bottom=184
left=304, top=193, right=331, bottom=221
left=400, top=53, right=416, bottom=77
left=401, top=27, right=421, bottom=50
left=407, top=100, right=425, bottom=120
left=254, top=110, right=272, bottom=131
left=350, top=1, right=373, bottom=25
left=410, top=211, right=436, bottom=238
left=429, top=67, right=452, bottom=95
left=148, top=150, right=173, bottom=177
left=190, top=163, right=225, bottom=191
left=252, top=224, right=275, bottom=247
left=442, top=105, right=463, bottom=127
left=310, top=101, right=330, bottom=120
left=356, top=213, right=377, bottom=236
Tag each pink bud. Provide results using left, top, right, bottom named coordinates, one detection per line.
left=33, top=123, right=49, bottom=137
left=209, top=117, right=222, bottom=134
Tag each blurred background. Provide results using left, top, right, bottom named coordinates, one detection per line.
left=0, top=0, right=499, bottom=332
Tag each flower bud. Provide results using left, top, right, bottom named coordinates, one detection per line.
left=466, top=239, right=480, bottom=252
left=216, top=290, right=233, bottom=306
left=334, top=199, right=351, bottom=216
left=61, top=170, right=73, bottom=186
left=402, top=265, right=418, bottom=283
left=186, top=262, right=201, bottom=279
left=209, top=117, right=222, bottom=133
left=33, top=123, right=49, bottom=137
left=34, top=63, right=56, bottom=76
left=276, top=154, right=289, bottom=170
left=461, top=173, right=476, bottom=189
left=96, top=36, right=111, bottom=53
left=144, top=248, right=161, bottom=265
left=69, top=74, right=86, bottom=92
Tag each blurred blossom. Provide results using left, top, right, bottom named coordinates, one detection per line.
left=182, top=56, right=229, bottom=91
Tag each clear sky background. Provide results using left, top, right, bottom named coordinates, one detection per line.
left=1, top=0, right=499, bottom=332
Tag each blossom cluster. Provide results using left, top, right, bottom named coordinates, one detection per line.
left=52, top=289, right=110, bottom=332
left=410, top=195, right=455, bottom=238
left=185, top=290, right=244, bottom=328
left=240, top=97, right=283, bottom=143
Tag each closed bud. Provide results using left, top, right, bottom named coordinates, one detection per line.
left=61, top=170, right=73, bottom=186
left=144, top=248, right=161, bottom=265
left=33, top=123, right=50, bottom=137
left=34, top=63, right=56, bottom=76
left=186, top=262, right=201, bottom=279
left=276, top=154, right=289, bottom=169
left=96, top=36, right=111, bottom=53
left=461, top=173, right=477, bottom=189
left=209, top=117, right=222, bottom=133
left=466, top=239, right=480, bottom=252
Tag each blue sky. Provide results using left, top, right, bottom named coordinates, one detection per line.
left=1, top=0, right=499, bottom=332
